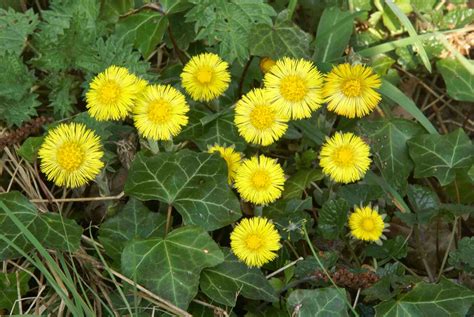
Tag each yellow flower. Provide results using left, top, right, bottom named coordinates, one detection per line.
left=230, top=217, right=281, bottom=267
left=348, top=205, right=387, bottom=244
left=235, top=155, right=285, bottom=205
left=180, top=53, right=230, bottom=102
left=208, top=145, right=242, bottom=184
left=323, top=63, right=381, bottom=118
left=133, top=85, right=189, bottom=141
left=38, top=123, right=104, bottom=188
left=264, top=57, right=324, bottom=119
left=319, top=132, right=371, bottom=184
left=259, top=57, right=276, bottom=74
left=235, top=88, right=288, bottom=146
left=86, top=65, right=147, bottom=121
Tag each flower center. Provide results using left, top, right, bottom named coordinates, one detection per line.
left=245, top=234, right=263, bottom=250
left=361, top=218, right=375, bottom=231
left=332, top=146, right=354, bottom=167
left=99, top=81, right=121, bottom=105
left=342, top=79, right=362, bottom=97
left=196, top=68, right=213, bottom=84
left=279, top=75, right=307, bottom=102
left=56, top=142, right=85, bottom=172
left=148, top=99, right=172, bottom=124
left=250, top=105, right=275, bottom=130
left=251, top=170, right=271, bottom=189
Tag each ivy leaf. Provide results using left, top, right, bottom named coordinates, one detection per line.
left=125, top=150, right=241, bottom=231
left=408, top=129, right=474, bottom=186
left=282, top=169, right=323, bottom=200
left=98, top=199, right=166, bottom=263
left=313, top=7, right=354, bottom=62
left=200, top=248, right=278, bottom=307
left=0, top=191, right=82, bottom=260
left=337, top=184, right=385, bottom=206
left=437, top=59, right=474, bottom=102
left=98, top=0, right=134, bottom=24
left=365, top=236, right=408, bottom=260
left=287, top=288, right=349, bottom=316
left=406, top=185, right=440, bottom=224
left=249, top=10, right=311, bottom=59
left=360, top=119, right=423, bottom=190
left=317, top=199, right=349, bottom=240
left=449, top=237, right=474, bottom=273
left=0, top=271, right=31, bottom=310
left=186, top=0, right=276, bottom=64
left=160, top=0, right=193, bottom=15
left=375, top=278, right=474, bottom=316
left=17, top=136, right=44, bottom=163
left=121, top=225, right=224, bottom=310
left=0, top=8, right=38, bottom=56
left=115, top=10, right=168, bottom=59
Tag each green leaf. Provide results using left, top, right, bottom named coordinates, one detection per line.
left=313, top=7, right=354, bottom=62
left=121, top=225, right=224, bottom=310
left=287, top=288, right=349, bottom=316
left=375, top=278, right=474, bottom=316
left=437, top=59, right=474, bottom=102
left=365, top=236, right=408, bottom=260
left=283, top=169, right=323, bottom=200
left=98, top=199, right=166, bottom=263
left=295, top=254, right=339, bottom=278
left=160, top=0, right=193, bottom=15
left=379, top=81, right=437, bottom=134
left=406, top=185, right=440, bottom=223
left=249, top=10, right=311, bottom=60
left=125, top=150, right=242, bottom=231
left=449, top=237, right=474, bottom=273
left=337, top=184, right=384, bottom=206
left=317, top=199, right=349, bottom=240
left=115, top=10, right=168, bottom=59
left=186, top=0, right=276, bottom=64
left=17, top=136, right=44, bottom=163
left=47, top=73, right=79, bottom=118
left=0, top=271, right=31, bottom=310
left=0, top=191, right=82, bottom=260
left=200, top=248, right=278, bottom=307
left=408, top=129, right=474, bottom=186
left=99, top=0, right=134, bottom=23
left=0, top=8, right=38, bottom=56
left=360, top=118, right=423, bottom=190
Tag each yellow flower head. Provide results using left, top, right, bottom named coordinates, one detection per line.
left=264, top=57, right=324, bottom=119
left=181, top=53, right=230, bottom=102
left=133, top=85, right=190, bottom=141
left=319, top=132, right=371, bottom=184
left=259, top=57, right=276, bottom=74
left=86, top=65, right=147, bottom=121
left=235, top=155, right=285, bottom=205
left=208, top=145, right=242, bottom=184
left=348, top=205, right=387, bottom=243
left=235, top=88, right=289, bottom=146
left=230, top=217, right=281, bottom=267
left=38, top=123, right=104, bottom=188
left=323, top=63, right=381, bottom=118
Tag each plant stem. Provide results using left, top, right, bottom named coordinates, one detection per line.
left=413, top=224, right=435, bottom=282
left=238, top=56, right=254, bottom=98
left=437, top=216, right=458, bottom=281
left=165, top=205, right=173, bottom=235
left=302, top=226, right=359, bottom=317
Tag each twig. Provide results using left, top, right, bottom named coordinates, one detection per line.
left=437, top=217, right=459, bottom=281
left=352, top=288, right=361, bottom=309
left=192, top=299, right=229, bottom=317
left=413, top=225, right=435, bottom=282
left=266, top=257, right=304, bottom=279
left=30, top=192, right=124, bottom=203
left=238, top=56, right=254, bottom=98
left=167, top=26, right=187, bottom=64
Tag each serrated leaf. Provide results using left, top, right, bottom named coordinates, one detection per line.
left=186, top=0, right=276, bottom=64
left=0, top=191, right=82, bottom=260
left=249, top=10, right=311, bottom=59
left=283, top=169, right=323, bottom=200
left=374, top=278, right=474, bottom=316
left=0, top=8, right=38, bottom=56
left=313, top=7, right=354, bottom=62
left=17, top=136, right=44, bottom=163
left=115, top=10, right=168, bottom=59
left=125, top=150, right=241, bottom=231
left=121, top=225, right=224, bottom=309
left=0, top=271, right=30, bottom=310
left=200, top=248, right=278, bottom=307
left=0, top=93, right=40, bottom=127
left=98, top=199, right=166, bottom=263
left=287, top=288, right=349, bottom=317
left=317, top=199, right=349, bottom=240
left=449, top=237, right=474, bottom=273
left=408, top=129, right=474, bottom=186
left=437, top=59, right=474, bottom=102
left=360, top=119, right=423, bottom=190
left=47, top=73, right=79, bottom=118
